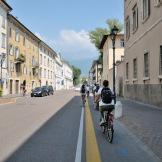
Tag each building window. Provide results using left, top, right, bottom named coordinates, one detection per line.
left=48, top=58, right=50, bottom=67
left=133, top=58, right=137, bottom=78
left=40, top=67, right=42, bottom=77
left=48, top=70, right=49, bottom=79
left=23, top=37, right=26, bottom=46
left=144, top=52, right=149, bottom=77
left=143, top=0, right=150, bottom=20
left=126, top=16, right=130, bottom=40
left=2, top=16, right=6, bottom=28
left=15, top=47, right=20, bottom=58
left=159, top=46, right=162, bottom=75
left=9, top=28, right=12, bottom=37
left=40, top=54, right=42, bottom=65
left=2, top=33, right=6, bottom=48
left=44, top=56, right=46, bottom=66
left=120, top=39, right=124, bottom=47
left=10, top=61, right=14, bottom=72
left=44, top=69, right=46, bottom=78
left=15, top=30, right=20, bottom=42
left=126, top=62, right=129, bottom=79
left=132, top=4, right=138, bottom=32
left=9, top=44, right=14, bottom=55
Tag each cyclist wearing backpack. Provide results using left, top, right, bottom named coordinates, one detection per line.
left=95, top=80, right=114, bottom=125
left=80, top=84, right=86, bottom=107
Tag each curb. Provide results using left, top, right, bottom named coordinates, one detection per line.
left=0, top=98, right=17, bottom=106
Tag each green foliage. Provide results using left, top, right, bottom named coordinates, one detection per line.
left=72, top=66, right=81, bottom=86
left=89, top=28, right=108, bottom=53
left=89, top=18, right=123, bottom=67
left=106, top=19, right=123, bottom=33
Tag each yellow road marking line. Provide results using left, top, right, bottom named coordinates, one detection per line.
left=85, top=99, right=102, bottom=162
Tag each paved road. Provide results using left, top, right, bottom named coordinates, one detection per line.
left=0, top=91, right=161, bottom=162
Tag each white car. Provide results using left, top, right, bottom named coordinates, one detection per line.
left=75, top=86, right=81, bottom=92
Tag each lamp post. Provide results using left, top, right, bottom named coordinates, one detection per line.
left=0, top=54, right=6, bottom=89
left=110, top=25, right=119, bottom=104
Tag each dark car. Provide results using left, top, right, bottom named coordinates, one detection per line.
left=42, top=85, right=54, bottom=95
left=31, top=87, right=48, bottom=97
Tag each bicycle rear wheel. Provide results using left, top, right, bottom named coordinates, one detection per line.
left=106, top=124, right=114, bottom=143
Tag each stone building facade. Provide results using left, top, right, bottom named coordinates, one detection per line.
left=124, top=0, right=162, bottom=107
left=0, top=0, right=12, bottom=95
left=8, top=14, right=40, bottom=94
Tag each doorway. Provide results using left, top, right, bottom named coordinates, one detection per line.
left=10, top=80, right=13, bottom=94
left=15, top=80, right=19, bottom=94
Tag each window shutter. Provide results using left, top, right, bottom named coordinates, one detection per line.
left=148, top=0, right=151, bottom=16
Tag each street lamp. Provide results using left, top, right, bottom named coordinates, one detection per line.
left=110, top=25, right=119, bottom=104
left=0, top=54, right=6, bottom=89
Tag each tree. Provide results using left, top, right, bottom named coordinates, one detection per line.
left=72, top=66, right=81, bottom=86
left=89, top=28, right=108, bottom=53
left=106, top=19, right=123, bottom=33
left=89, top=18, right=123, bottom=65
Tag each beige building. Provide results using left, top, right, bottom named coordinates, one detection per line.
left=124, top=0, right=162, bottom=107
left=90, top=60, right=102, bottom=84
left=7, top=14, right=41, bottom=94
left=100, top=34, right=124, bottom=90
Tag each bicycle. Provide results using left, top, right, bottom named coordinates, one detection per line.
left=81, top=94, right=86, bottom=107
left=100, top=106, right=115, bottom=143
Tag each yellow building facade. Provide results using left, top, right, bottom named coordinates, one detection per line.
left=7, top=14, right=40, bottom=94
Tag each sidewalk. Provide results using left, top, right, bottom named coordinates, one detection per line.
left=0, top=94, right=28, bottom=105
left=119, top=98, right=162, bottom=160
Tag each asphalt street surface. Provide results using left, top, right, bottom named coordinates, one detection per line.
left=0, top=90, right=161, bottom=162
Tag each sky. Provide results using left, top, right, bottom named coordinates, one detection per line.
left=7, top=0, right=124, bottom=75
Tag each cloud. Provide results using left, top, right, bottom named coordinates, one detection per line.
left=35, top=30, right=98, bottom=61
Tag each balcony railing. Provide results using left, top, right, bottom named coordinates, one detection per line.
left=14, top=54, right=26, bottom=64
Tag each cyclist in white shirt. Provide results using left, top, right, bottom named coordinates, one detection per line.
left=95, top=80, right=114, bottom=125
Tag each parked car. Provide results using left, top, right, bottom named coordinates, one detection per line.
left=31, top=87, right=48, bottom=97
left=75, top=86, right=81, bottom=92
left=42, top=85, right=54, bottom=95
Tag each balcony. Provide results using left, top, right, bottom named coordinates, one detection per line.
left=14, top=54, right=26, bottom=64
left=32, top=61, right=39, bottom=69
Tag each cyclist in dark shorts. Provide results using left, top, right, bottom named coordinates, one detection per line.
left=95, top=80, right=114, bottom=125
left=80, top=84, right=86, bottom=107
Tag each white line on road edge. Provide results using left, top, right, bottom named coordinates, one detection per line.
left=75, top=107, right=84, bottom=162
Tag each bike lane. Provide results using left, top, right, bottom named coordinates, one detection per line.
left=85, top=97, right=161, bottom=162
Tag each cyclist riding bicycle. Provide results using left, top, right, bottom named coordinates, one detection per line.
left=95, top=80, right=114, bottom=126
left=86, top=85, right=90, bottom=97
left=80, top=84, right=86, bottom=107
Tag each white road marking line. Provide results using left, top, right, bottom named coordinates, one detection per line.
left=75, top=107, right=84, bottom=162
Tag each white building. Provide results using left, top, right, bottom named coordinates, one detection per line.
left=0, top=0, right=12, bottom=95
left=39, top=42, right=57, bottom=89
left=55, top=54, right=64, bottom=90
left=63, top=61, right=73, bottom=89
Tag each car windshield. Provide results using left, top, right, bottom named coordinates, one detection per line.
left=34, top=87, right=41, bottom=91
left=42, top=86, right=48, bottom=89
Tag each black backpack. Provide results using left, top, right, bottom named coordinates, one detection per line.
left=101, top=87, right=112, bottom=104
left=95, top=85, right=100, bottom=93
left=81, top=85, right=86, bottom=93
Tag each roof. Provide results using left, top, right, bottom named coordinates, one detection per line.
left=1, top=0, right=12, bottom=11
left=99, top=33, right=124, bottom=49
left=99, top=35, right=108, bottom=49
left=8, top=14, right=41, bottom=42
